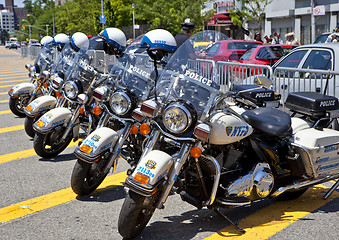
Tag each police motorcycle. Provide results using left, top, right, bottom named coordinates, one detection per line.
left=117, top=30, right=339, bottom=238
left=8, top=36, right=57, bottom=117
left=71, top=29, right=176, bottom=196
left=32, top=31, right=118, bottom=159
left=24, top=33, right=71, bottom=138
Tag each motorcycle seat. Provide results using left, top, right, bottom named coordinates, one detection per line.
left=241, top=108, right=291, bottom=137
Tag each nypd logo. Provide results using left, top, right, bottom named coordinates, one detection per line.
left=91, top=134, right=101, bottom=142
left=145, top=160, right=157, bottom=170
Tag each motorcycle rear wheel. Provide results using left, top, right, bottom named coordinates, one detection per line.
left=33, top=127, right=73, bottom=158
left=71, top=159, right=109, bottom=196
left=118, top=190, right=159, bottom=238
left=9, top=96, right=30, bottom=117
left=276, top=187, right=309, bottom=201
left=24, top=116, right=39, bottom=138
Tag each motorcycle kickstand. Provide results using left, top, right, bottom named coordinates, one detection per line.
left=323, top=179, right=339, bottom=200
left=214, top=208, right=246, bottom=234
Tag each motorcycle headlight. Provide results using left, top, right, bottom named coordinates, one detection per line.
left=163, top=103, right=192, bottom=134
left=64, top=81, right=80, bottom=100
left=110, top=92, right=132, bottom=116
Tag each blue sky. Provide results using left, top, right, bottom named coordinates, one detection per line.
left=0, top=0, right=25, bottom=8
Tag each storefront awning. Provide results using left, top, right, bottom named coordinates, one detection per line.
left=207, top=14, right=232, bottom=26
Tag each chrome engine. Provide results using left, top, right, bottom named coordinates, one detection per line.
left=226, top=163, right=274, bottom=201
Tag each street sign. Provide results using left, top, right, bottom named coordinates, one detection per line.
left=313, top=6, right=325, bottom=16
left=100, top=15, right=106, bottom=24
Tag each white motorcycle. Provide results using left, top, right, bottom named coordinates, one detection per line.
left=117, top=31, right=339, bottom=238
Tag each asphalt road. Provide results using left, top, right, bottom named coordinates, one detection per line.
left=0, top=46, right=338, bottom=240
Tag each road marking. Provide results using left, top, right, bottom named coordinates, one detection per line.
left=0, top=79, right=28, bottom=84
left=0, top=75, right=28, bottom=80
left=0, top=71, right=27, bottom=76
left=0, top=141, right=80, bottom=164
left=0, top=92, right=8, bottom=95
left=0, top=99, right=9, bottom=103
left=0, top=125, right=24, bottom=134
left=0, top=84, right=17, bottom=88
left=206, top=184, right=339, bottom=240
left=0, top=110, right=11, bottom=115
left=0, top=171, right=127, bottom=223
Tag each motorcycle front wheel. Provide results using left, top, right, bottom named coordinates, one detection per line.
left=71, top=158, right=110, bottom=196
left=118, top=190, right=160, bottom=239
left=24, top=115, right=39, bottom=138
left=9, top=96, right=30, bottom=117
left=33, top=127, right=73, bottom=158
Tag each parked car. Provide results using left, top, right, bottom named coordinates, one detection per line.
left=8, top=42, right=18, bottom=49
left=272, top=43, right=339, bottom=100
left=237, top=44, right=297, bottom=66
left=204, top=40, right=262, bottom=62
left=314, top=32, right=331, bottom=43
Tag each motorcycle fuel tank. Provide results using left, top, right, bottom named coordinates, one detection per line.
left=208, top=112, right=253, bottom=145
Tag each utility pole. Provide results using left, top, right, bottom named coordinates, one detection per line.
left=101, top=0, right=104, bottom=30
left=46, top=24, right=49, bottom=36
left=311, top=0, right=315, bottom=43
left=132, top=4, right=135, bottom=39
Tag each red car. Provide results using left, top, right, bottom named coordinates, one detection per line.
left=237, top=44, right=297, bottom=66
left=204, top=40, right=263, bottom=62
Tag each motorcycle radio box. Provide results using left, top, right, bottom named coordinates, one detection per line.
left=285, top=92, right=339, bottom=118
left=232, top=84, right=276, bottom=107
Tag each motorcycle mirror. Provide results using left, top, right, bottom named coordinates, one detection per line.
left=253, top=75, right=272, bottom=89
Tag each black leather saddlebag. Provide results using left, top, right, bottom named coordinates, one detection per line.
left=285, top=92, right=338, bottom=118
left=232, top=85, right=275, bottom=106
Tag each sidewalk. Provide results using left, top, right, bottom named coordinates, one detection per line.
left=0, top=46, right=33, bottom=70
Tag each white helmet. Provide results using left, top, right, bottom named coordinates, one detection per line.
left=40, top=36, right=53, bottom=46
left=70, top=32, right=89, bottom=51
left=140, top=29, right=177, bottom=53
left=53, top=33, right=69, bottom=46
left=98, top=27, right=127, bottom=54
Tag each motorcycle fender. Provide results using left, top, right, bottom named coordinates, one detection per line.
left=33, top=107, right=72, bottom=133
left=8, top=82, right=35, bottom=97
left=75, top=127, right=119, bottom=162
left=24, top=95, right=57, bottom=117
left=131, top=150, right=173, bottom=187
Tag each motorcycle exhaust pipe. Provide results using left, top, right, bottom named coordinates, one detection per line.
left=270, top=173, right=339, bottom=198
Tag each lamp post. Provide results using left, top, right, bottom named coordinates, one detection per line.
left=46, top=24, right=49, bottom=36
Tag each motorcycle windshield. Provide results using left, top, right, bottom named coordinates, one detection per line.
left=156, top=30, right=228, bottom=118
left=34, top=42, right=57, bottom=72
left=51, top=42, right=77, bottom=79
left=109, top=35, right=155, bottom=103
left=64, top=47, right=105, bottom=90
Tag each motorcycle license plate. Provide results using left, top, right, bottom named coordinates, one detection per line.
left=36, top=120, right=44, bottom=127
left=80, top=144, right=92, bottom=154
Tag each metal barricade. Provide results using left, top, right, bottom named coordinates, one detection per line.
left=187, top=59, right=216, bottom=81
left=273, top=67, right=339, bottom=103
left=215, top=61, right=273, bottom=92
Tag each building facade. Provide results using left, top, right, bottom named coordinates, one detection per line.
left=263, top=0, right=339, bottom=44
left=204, top=0, right=339, bottom=44
left=0, top=9, right=15, bottom=32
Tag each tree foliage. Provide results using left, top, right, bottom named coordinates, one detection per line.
left=21, top=0, right=212, bottom=38
left=229, top=0, right=272, bottom=30
left=133, top=0, right=213, bottom=35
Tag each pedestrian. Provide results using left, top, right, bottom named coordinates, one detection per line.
left=285, top=32, right=300, bottom=45
left=271, top=32, right=283, bottom=44
left=325, top=33, right=338, bottom=43
left=264, top=35, right=273, bottom=44
left=254, top=32, right=263, bottom=43
left=175, top=22, right=195, bottom=48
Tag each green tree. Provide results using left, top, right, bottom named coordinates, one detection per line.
left=133, top=0, right=213, bottom=35
left=229, top=0, right=272, bottom=31
left=22, top=0, right=56, bottom=39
